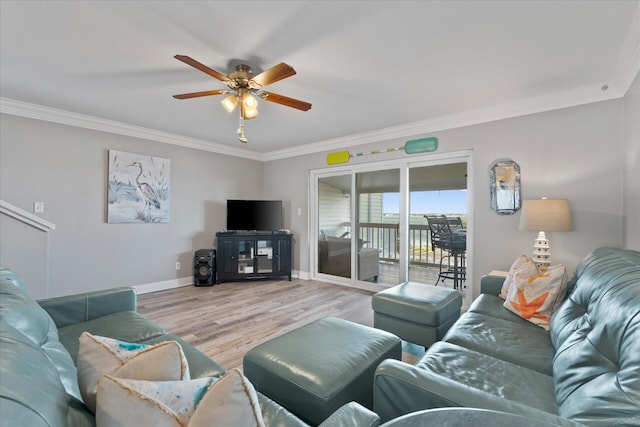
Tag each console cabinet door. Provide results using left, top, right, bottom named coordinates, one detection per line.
left=237, top=238, right=257, bottom=275
left=253, top=239, right=271, bottom=274
left=275, top=237, right=291, bottom=277
left=219, top=238, right=237, bottom=276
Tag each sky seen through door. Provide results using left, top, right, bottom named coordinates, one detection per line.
left=384, top=190, right=467, bottom=216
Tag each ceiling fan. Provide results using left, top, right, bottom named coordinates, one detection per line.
left=173, top=55, right=311, bottom=143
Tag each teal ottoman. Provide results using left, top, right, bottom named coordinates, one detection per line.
left=372, top=282, right=462, bottom=348
left=243, top=317, right=401, bottom=425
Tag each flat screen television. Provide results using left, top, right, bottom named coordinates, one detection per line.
left=226, top=200, right=283, bottom=232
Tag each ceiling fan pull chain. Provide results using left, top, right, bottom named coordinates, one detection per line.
left=237, top=115, right=248, bottom=144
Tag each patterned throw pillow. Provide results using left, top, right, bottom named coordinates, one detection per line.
left=503, top=264, right=567, bottom=330
left=500, top=254, right=538, bottom=299
left=96, top=369, right=265, bottom=427
left=77, top=332, right=189, bottom=413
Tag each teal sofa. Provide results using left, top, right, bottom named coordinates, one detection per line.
left=0, top=266, right=379, bottom=427
left=374, top=247, right=640, bottom=426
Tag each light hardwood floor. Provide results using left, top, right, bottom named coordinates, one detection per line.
left=137, top=279, right=376, bottom=371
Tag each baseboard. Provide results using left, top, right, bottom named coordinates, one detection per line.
left=293, top=269, right=310, bottom=280
left=313, top=273, right=387, bottom=292
left=133, top=276, right=193, bottom=295
left=134, top=271, right=309, bottom=295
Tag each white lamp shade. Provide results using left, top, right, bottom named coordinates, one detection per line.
left=221, top=95, right=238, bottom=112
left=519, top=198, right=572, bottom=232
left=242, top=92, right=258, bottom=109
left=241, top=104, right=258, bottom=119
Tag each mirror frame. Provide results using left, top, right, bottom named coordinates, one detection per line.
left=490, top=159, right=521, bottom=215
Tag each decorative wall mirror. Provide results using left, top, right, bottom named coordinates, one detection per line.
left=490, top=159, right=521, bottom=215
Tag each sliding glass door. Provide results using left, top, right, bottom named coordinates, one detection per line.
left=408, top=163, right=468, bottom=285
left=311, top=150, right=472, bottom=292
left=356, top=169, right=400, bottom=285
left=317, top=175, right=352, bottom=279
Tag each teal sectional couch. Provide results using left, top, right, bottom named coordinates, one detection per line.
left=0, top=266, right=379, bottom=427
left=374, top=247, right=640, bottom=426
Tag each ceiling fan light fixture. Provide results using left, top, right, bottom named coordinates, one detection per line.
left=221, top=95, right=238, bottom=112
left=240, top=102, right=258, bottom=120
left=242, top=92, right=258, bottom=109
left=173, top=55, right=311, bottom=143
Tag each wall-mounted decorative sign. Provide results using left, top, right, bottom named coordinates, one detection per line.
left=490, top=159, right=520, bottom=215
left=326, top=137, right=438, bottom=165
left=107, top=150, right=170, bottom=223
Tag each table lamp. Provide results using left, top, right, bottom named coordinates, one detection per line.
left=519, top=198, right=572, bottom=268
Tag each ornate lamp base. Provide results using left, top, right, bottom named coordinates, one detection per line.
left=532, top=231, right=551, bottom=269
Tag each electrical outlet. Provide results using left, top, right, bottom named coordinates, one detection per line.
left=175, top=262, right=181, bottom=270
left=34, top=202, right=44, bottom=213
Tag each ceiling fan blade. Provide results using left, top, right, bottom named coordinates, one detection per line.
left=174, top=55, right=230, bottom=82
left=173, top=90, right=227, bottom=99
left=261, top=91, right=311, bottom=111
left=252, top=63, right=296, bottom=87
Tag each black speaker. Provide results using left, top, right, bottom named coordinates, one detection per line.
left=194, top=249, right=216, bottom=286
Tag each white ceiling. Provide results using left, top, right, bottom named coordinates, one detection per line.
left=1, top=1, right=639, bottom=158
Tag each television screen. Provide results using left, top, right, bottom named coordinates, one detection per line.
left=226, top=200, right=283, bottom=231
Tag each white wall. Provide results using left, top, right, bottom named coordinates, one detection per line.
left=0, top=214, right=49, bottom=298
left=0, top=114, right=263, bottom=297
left=264, top=99, right=626, bottom=298
left=623, top=72, right=640, bottom=251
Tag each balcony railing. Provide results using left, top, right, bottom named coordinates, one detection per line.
left=358, top=222, right=442, bottom=266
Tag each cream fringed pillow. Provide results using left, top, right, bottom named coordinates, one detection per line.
left=96, top=369, right=265, bottom=427
left=503, top=264, right=567, bottom=330
left=77, top=332, right=189, bottom=413
left=500, top=254, right=538, bottom=299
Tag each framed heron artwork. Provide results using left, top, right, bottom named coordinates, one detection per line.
left=107, top=150, right=170, bottom=223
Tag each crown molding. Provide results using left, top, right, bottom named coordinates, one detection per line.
left=0, top=98, right=264, bottom=161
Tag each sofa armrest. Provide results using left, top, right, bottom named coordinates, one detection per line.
left=480, top=274, right=505, bottom=295
left=37, top=287, right=137, bottom=328
left=318, top=402, right=380, bottom=427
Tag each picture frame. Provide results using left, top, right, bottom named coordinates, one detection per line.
left=107, top=150, right=170, bottom=223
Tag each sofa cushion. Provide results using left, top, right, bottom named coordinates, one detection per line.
left=416, top=342, right=557, bottom=413
left=467, top=293, right=544, bottom=326
left=0, top=265, right=30, bottom=292
left=257, top=393, right=309, bottom=427
left=0, top=281, right=82, bottom=401
left=375, top=341, right=558, bottom=416
left=96, top=369, right=265, bottom=427
left=443, top=311, right=555, bottom=375
left=0, top=322, right=94, bottom=427
left=38, top=287, right=137, bottom=328
left=550, top=247, right=640, bottom=424
left=77, top=333, right=190, bottom=413
left=57, top=310, right=167, bottom=363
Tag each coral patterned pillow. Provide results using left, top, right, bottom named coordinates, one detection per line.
left=96, top=369, right=265, bottom=427
left=500, top=254, right=538, bottom=299
left=77, top=332, right=189, bottom=413
left=503, top=264, right=567, bottom=330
